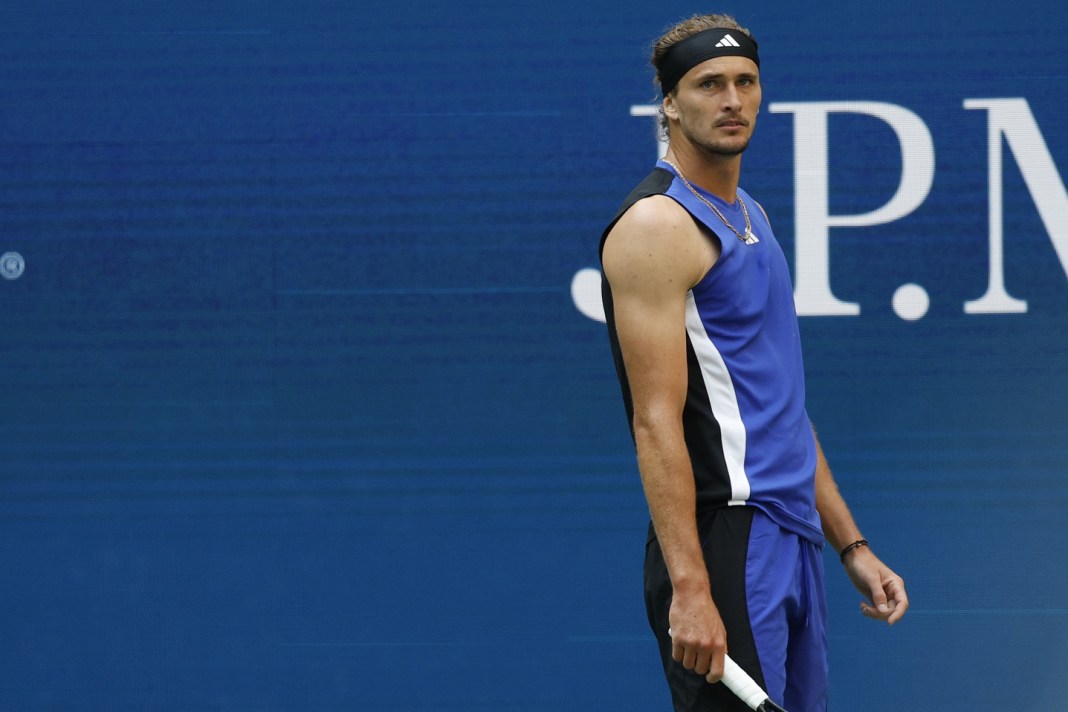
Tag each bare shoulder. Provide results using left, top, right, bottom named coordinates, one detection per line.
left=605, top=194, right=696, bottom=253
left=602, top=195, right=713, bottom=291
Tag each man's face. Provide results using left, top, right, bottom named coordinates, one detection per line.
left=663, top=55, right=761, bottom=157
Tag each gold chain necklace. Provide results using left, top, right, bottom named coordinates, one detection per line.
left=662, top=159, right=759, bottom=245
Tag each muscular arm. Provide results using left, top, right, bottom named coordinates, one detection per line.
left=813, top=427, right=909, bottom=625
left=602, top=196, right=727, bottom=680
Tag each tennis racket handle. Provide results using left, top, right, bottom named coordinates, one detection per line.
left=722, top=655, right=771, bottom=711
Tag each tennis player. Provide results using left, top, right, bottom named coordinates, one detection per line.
left=599, top=13, right=908, bottom=711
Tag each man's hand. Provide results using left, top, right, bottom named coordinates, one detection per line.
left=668, top=587, right=728, bottom=683
left=843, top=546, right=909, bottom=625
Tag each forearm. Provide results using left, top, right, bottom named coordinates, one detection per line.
left=811, top=427, right=910, bottom=623
left=634, top=417, right=709, bottom=594
left=812, top=430, right=863, bottom=553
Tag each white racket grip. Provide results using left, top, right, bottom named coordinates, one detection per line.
left=721, top=654, right=767, bottom=711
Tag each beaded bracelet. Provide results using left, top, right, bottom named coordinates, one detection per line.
left=839, top=539, right=869, bottom=563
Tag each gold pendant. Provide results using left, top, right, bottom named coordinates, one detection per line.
left=744, top=230, right=759, bottom=245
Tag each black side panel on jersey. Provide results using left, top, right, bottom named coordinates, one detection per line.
left=683, top=339, right=733, bottom=506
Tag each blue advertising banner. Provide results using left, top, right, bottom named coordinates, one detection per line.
left=1, top=2, right=1065, bottom=710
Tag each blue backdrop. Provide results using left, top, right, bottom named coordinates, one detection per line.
left=2, top=2, right=1066, bottom=710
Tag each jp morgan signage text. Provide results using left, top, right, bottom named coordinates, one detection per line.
left=572, top=99, right=1067, bottom=322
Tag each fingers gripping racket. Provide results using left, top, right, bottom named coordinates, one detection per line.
left=721, top=654, right=787, bottom=712
left=668, top=628, right=787, bottom=711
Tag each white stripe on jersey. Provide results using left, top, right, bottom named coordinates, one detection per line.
left=684, top=293, right=751, bottom=505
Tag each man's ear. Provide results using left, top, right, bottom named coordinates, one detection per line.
left=662, top=94, right=678, bottom=121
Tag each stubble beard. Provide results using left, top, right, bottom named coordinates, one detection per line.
left=698, top=137, right=750, bottom=158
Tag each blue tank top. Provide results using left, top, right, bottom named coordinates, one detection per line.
left=600, top=162, right=823, bottom=546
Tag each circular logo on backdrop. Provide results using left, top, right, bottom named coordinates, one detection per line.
left=1, top=251, right=25, bottom=280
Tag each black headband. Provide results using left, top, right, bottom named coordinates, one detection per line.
left=657, top=27, right=760, bottom=95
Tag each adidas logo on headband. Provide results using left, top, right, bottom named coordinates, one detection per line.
left=715, top=34, right=741, bottom=48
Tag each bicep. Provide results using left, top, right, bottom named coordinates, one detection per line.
left=611, top=279, right=690, bottom=422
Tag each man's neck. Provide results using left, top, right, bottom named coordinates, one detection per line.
left=665, top=146, right=742, bottom=203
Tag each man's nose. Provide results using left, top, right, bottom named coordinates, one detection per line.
left=721, top=84, right=742, bottom=111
